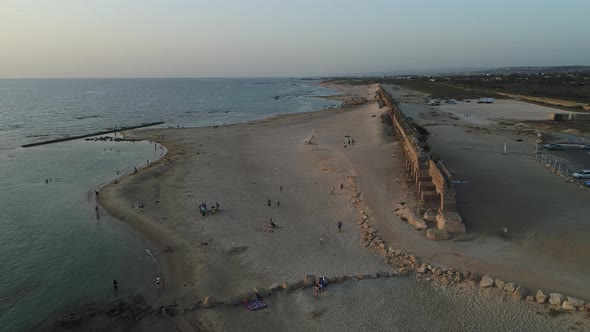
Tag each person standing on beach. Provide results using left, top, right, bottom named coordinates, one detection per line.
left=267, top=199, right=271, bottom=206
left=156, top=275, right=161, bottom=289
left=337, top=220, right=342, bottom=233
left=113, top=279, right=119, bottom=291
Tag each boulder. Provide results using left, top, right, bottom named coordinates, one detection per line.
left=416, top=264, right=428, bottom=273
left=536, top=290, right=547, bottom=304
left=254, top=287, right=269, bottom=298
left=434, top=269, right=443, bottom=276
left=202, top=296, right=216, bottom=308
left=494, top=279, right=505, bottom=290
left=436, top=212, right=465, bottom=234
left=585, top=303, right=590, bottom=310
left=513, top=286, right=527, bottom=299
left=526, top=296, right=534, bottom=302
left=426, top=229, right=450, bottom=241
left=355, top=274, right=365, bottom=281
left=291, top=280, right=304, bottom=289
left=479, top=275, right=494, bottom=287
left=548, top=293, right=564, bottom=305
left=280, top=281, right=290, bottom=290
left=336, top=275, right=348, bottom=283
left=566, top=297, right=584, bottom=308
left=225, top=296, right=242, bottom=306
left=503, top=283, right=516, bottom=292
left=376, top=271, right=390, bottom=278
left=562, top=301, right=576, bottom=311
left=303, top=275, right=316, bottom=288
left=268, top=283, right=281, bottom=293
left=409, top=255, right=418, bottom=263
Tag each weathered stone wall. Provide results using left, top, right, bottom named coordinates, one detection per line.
left=376, top=85, right=465, bottom=235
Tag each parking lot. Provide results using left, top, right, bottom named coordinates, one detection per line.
left=539, top=144, right=590, bottom=185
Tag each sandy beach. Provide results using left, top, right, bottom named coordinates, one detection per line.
left=58, top=84, right=590, bottom=331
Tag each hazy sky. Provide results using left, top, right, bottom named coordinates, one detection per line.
left=1, top=0, right=589, bottom=78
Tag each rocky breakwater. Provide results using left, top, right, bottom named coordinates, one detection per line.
left=375, top=85, right=465, bottom=240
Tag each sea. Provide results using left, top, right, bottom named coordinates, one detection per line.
left=0, top=78, right=340, bottom=331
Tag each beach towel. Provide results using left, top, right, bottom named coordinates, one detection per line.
left=246, top=300, right=267, bottom=311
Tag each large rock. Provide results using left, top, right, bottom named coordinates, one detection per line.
left=397, top=207, right=427, bottom=230
left=436, top=212, right=466, bottom=234
left=480, top=275, right=494, bottom=287
left=562, top=301, right=577, bottom=311
left=567, top=297, right=584, bottom=308
left=549, top=293, right=564, bottom=305
left=268, top=283, right=281, bottom=293
left=494, top=279, right=505, bottom=290
left=513, top=286, right=527, bottom=299
left=280, top=281, right=290, bottom=290
left=202, top=296, right=216, bottom=309
left=426, top=229, right=450, bottom=241
left=254, top=287, right=269, bottom=297
left=503, top=283, right=516, bottom=292
left=303, top=275, right=316, bottom=288
left=416, top=264, right=428, bottom=273
left=536, top=290, right=547, bottom=304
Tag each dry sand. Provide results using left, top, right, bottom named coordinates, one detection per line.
left=87, top=84, right=590, bottom=331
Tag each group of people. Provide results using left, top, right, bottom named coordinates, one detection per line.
left=198, top=202, right=220, bottom=216
left=314, top=276, right=329, bottom=297
left=344, top=136, right=355, bottom=148
left=44, top=178, right=53, bottom=184
left=131, top=202, right=144, bottom=208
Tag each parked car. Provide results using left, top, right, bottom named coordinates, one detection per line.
left=585, top=180, right=590, bottom=187
left=579, top=144, right=590, bottom=149
left=544, top=144, right=563, bottom=150
left=572, top=170, right=590, bottom=179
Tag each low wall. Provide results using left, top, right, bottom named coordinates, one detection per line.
left=376, top=86, right=465, bottom=235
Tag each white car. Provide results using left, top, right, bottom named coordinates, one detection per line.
left=573, top=170, right=590, bottom=179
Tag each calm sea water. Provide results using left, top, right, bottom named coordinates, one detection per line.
left=0, top=78, right=339, bottom=330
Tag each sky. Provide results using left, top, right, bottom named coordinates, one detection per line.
left=1, top=0, right=589, bottom=78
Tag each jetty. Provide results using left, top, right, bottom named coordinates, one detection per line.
left=21, top=122, right=165, bottom=148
